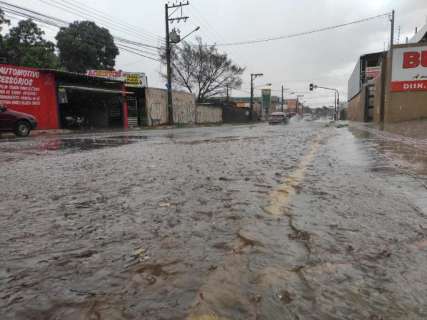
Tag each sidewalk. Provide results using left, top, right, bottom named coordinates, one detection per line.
left=348, top=119, right=427, bottom=176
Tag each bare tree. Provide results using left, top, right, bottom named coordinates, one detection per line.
left=162, top=37, right=245, bottom=102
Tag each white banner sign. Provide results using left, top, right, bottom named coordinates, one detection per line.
left=391, top=45, right=427, bottom=92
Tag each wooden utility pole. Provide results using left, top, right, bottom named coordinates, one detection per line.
left=165, top=2, right=190, bottom=125
left=165, top=4, right=173, bottom=125
left=386, top=10, right=395, bottom=121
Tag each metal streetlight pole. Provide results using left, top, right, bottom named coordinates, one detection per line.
left=250, top=73, right=263, bottom=121
left=312, top=85, right=340, bottom=120
left=281, top=85, right=284, bottom=112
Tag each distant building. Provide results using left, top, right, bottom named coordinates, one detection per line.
left=284, top=99, right=304, bottom=114
left=230, top=97, right=262, bottom=118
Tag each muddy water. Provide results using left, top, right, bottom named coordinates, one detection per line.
left=1, top=122, right=427, bottom=319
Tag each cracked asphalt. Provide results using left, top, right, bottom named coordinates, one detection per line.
left=1, top=120, right=427, bottom=319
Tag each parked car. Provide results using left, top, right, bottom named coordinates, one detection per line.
left=268, top=112, right=289, bottom=125
left=0, top=105, right=38, bottom=137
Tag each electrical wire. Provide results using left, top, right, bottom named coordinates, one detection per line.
left=0, top=1, right=162, bottom=62
left=42, top=0, right=164, bottom=44
left=117, top=45, right=162, bottom=63
left=60, top=0, right=164, bottom=42
left=37, top=0, right=164, bottom=46
left=213, top=12, right=391, bottom=46
left=0, top=1, right=162, bottom=50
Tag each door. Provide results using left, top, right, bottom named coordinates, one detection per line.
left=127, top=96, right=138, bottom=128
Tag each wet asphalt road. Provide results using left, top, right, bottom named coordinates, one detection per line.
left=1, top=120, right=427, bottom=320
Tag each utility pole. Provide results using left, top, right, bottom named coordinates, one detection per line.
left=386, top=10, right=395, bottom=120
left=165, top=1, right=190, bottom=125
left=281, top=85, right=284, bottom=112
left=226, top=84, right=229, bottom=102
left=334, top=91, right=337, bottom=120
left=250, top=73, right=263, bottom=121
left=390, top=10, right=395, bottom=51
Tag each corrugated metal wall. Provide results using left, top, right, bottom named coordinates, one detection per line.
left=173, top=92, right=196, bottom=124
left=196, top=105, right=222, bottom=124
left=145, top=88, right=224, bottom=126
left=145, top=88, right=169, bottom=126
left=145, top=88, right=196, bottom=126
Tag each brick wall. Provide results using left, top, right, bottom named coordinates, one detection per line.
left=347, top=90, right=365, bottom=122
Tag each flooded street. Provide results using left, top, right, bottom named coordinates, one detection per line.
left=1, top=121, right=427, bottom=319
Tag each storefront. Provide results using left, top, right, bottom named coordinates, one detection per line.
left=86, top=70, right=147, bottom=128
left=0, top=64, right=130, bottom=130
left=347, top=25, right=427, bottom=124
left=383, top=43, right=427, bottom=122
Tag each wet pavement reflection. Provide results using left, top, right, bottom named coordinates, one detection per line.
left=1, top=122, right=427, bottom=319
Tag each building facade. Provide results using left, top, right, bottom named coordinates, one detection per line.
left=347, top=25, right=427, bottom=123
left=0, top=64, right=129, bottom=130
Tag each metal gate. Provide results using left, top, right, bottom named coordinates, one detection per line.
left=127, top=96, right=138, bottom=128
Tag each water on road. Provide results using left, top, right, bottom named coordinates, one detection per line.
left=1, top=121, right=426, bottom=319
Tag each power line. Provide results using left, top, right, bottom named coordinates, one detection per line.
left=116, top=45, right=162, bottom=63
left=0, top=1, right=162, bottom=50
left=62, top=0, right=164, bottom=42
left=46, top=0, right=163, bottom=43
left=116, top=43, right=160, bottom=59
left=213, top=12, right=391, bottom=47
left=0, top=1, right=161, bottom=62
left=36, top=0, right=164, bottom=46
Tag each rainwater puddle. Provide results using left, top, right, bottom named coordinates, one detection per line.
left=40, top=135, right=149, bottom=152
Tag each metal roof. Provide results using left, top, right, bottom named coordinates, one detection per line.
left=58, top=85, right=133, bottom=94
left=410, top=24, right=427, bottom=44
left=39, top=68, right=124, bottom=84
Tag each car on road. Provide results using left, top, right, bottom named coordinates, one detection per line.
left=0, top=105, right=38, bottom=137
left=304, top=113, right=315, bottom=121
left=268, top=112, right=289, bottom=125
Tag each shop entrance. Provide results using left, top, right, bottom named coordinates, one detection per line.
left=58, top=87, right=126, bottom=130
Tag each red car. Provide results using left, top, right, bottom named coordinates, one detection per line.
left=0, top=105, right=38, bottom=137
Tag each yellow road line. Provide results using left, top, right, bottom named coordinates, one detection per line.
left=265, top=135, right=322, bottom=216
left=187, top=135, right=323, bottom=319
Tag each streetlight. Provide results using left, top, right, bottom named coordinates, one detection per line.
left=250, top=73, right=263, bottom=121
left=281, top=86, right=290, bottom=112
left=309, top=84, right=340, bottom=120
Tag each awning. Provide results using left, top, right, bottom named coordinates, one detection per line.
left=58, top=85, right=134, bottom=95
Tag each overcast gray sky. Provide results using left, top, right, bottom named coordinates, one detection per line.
left=4, top=0, right=427, bottom=107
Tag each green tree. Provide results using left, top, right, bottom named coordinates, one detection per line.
left=56, top=21, right=119, bottom=73
left=162, top=37, right=245, bottom=102
left=3, top=19, right=58, bottom=68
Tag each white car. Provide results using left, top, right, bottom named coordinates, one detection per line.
left=268, top=112, right=289, bottom=125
